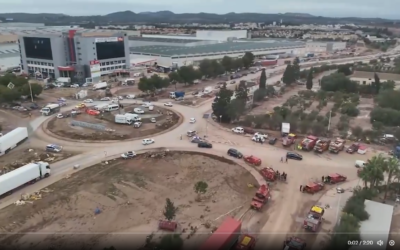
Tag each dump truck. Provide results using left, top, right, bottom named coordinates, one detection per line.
left=0, top=161, right=51, bottom=197
left=251, top=185, right=271, bottom=211
left=303, top=206, right=325, bottom=232
left=0, top=127, right=28, bottom=156
left=314, top=138, right=331, bottom=153
left=40, top=103, right=60, bottom=116
left=199, top=217, right=241, bottom=250
left=299, top=135, right=318, bottom=151
left=329, top=138, right=346, bottom=154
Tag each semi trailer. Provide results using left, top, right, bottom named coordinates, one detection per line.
left=0, top=127, right=28, bottom=156
left=0, top=161, right=50, bottom=197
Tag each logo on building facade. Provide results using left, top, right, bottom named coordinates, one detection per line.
left=95, top=37, right=123, bottom=43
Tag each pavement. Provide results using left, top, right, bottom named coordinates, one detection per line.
left=0, top=52, right=391, bottom=246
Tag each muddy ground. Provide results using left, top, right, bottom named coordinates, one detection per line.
left=0, top=147, right=75, bottom=174
left=46, top=104, right=180, bottom=141
left=0, top=151, right=257, bottom=250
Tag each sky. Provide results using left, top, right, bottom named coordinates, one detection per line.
left=1, top=0, right=399, bottom=19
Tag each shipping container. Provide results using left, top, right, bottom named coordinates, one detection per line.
left=199, top=217, right=241, bottom=250
left=0, top=127, right=28, bottom=156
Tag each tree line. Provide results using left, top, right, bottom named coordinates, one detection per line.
left=0, top=74, right=43, bottom=103
left=329, top=154, right=399, bottom=250
left=138, top=52, right=256, bottom=93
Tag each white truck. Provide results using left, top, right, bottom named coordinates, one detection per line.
left=93, top=82, right=108, bottom=90
left=282, top=122, right=290, bottom=136
left=0, top=161, right=51, bottom=197
left=115, top=114, right=141, bottom=125
left=0, top=127, right=28, bottom=156
left=94, top=103, right=109, bottom=111
left=40, top=104, right=60, bottom=116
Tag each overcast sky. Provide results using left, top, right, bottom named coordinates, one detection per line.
left=1, top=0, right=398, bottom=19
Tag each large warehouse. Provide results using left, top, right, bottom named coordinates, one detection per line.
left=129, top=36, right=306, bottom=67
left=18, top=30, right=130, bottom=82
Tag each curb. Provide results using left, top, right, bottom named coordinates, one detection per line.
left=40, top=106, right=184, bottom=143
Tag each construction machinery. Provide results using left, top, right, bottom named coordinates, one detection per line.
left=199, top=217, right=241, bottom=250
left=314, top=138, right=331, bottom=153
left=283, top=236, right=307, bottom=250
left=282, top=133, right=296, bottom=147
left=235, top=235, right=256, bottom=250
left=251, top=185, right=271, bottom=211
left=302, top=182, right=324, bottom=194
left=299, top=135, right=318, bottom=151
left=329, top=138, right=346, bottom=154
left=303, top=205, right=325, bottom=232
left=244, top=155, right=262, bottom=166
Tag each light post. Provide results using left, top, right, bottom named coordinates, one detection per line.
left=327, top=110, right=332, bottom=131
left=28, top=82, right=34, bottom=103
left=219, top=115, right=222, bottom=123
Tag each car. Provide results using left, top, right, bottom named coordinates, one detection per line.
left=75, top=103, right=86, bottom=109
left=134, top=108, right=145, bottom=114
left=269, top=137, right=278, bottom=145
left=252, top=136, right=265, bottom=142
left=164, top=102, right=173, bottom=107
left=191, top=137, right=203, bottom=143
left=187, top=130, right=197, bottom=137
left=100, top=97, right=111, bottom=101
left=198, top=141, right=212, bottom=148
left=254, top=132, right=268, bottom=139
left=142, top=138, right=155, bottom=145
left=150, top=118, right=156, bottom=123
left=286, top=152, right=303, bottom=160
left=118, top=96, right=124, bottom=100
left=46, top=144, right=63, bottom=152
left=227, top=148, right=243, bottom=158
left=230, top=81, right=236, bottom=84
left=133, top=122, right=142, bottom=128
left=142, top=102, right=152, bottom=107
left=189, top=118, right=196, bottom=123
left=232, top=127, right=244, bottom=134
left=83, top=99, right=93, bottom=103
left=121, top=151, right=136, bottom=159
left=126, top=94, right=136, bottom=99
left=56, top=114, right=64, bottom=119
left=112, top=98, right=119, bottom=103
left=70, top=84, right=79, bottom=88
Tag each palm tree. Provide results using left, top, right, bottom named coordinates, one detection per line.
left=384, top=157, right=400, bottom=200
left=359, top=154, right=385, bottom=188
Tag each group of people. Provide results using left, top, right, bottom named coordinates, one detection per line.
left=275, top=170, right=287, bottom=181
left=322, top=175, right=332, bottom=183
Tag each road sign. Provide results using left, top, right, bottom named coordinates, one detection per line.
left=7, top=82, right=14, bottom=89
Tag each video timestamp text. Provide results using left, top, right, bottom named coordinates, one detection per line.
left=348, top=240, right=374, bottom=246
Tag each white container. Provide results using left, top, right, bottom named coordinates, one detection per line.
left=0, top=127, right=28, bottom=156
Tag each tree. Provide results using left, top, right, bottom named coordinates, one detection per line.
left=198, top=59, right=213, bottom=77
left=259, top=69, right=267, bottom=89
left=320, top=73, right=358, bottom=93
left=253, top=88, right=267, bottom=102
left=177, top=66, right=197, bottom=85
left=163, top=198, right=178, bottom=221
left=21, top=83, right=43, bottom=98
left=383, top=157, right=400, bottom=200
left=337, top=65, right=352, bottom=76
left=0, top=85, right=22, bottom=103
left=137, top=75, right=169, bottom=93
left=373, top=73, right=381, bottom=94
left=235, top=81, right=248, bottom=101
left=376, top=90, right=400, bottom=111
left=158, top=234, right=183, bottom=250
left=381, top=80, right=395, bottom=91
left=194, top=181, right=208, bottom=194
left=232, top=58, right=243, bottom=70
left=242, top=52, right=255, bottom=69
left=312, top=123, right=325, bottom=136
left=168, top=71, right=182, bottom=84
left=292, top=57, right=300, bottom=81
left=227, top=98, right=246, bottom=121
left=221, top=56, right=233, bottom=72
left=306, top=68, right=313, bottom=90
left=282, top=64, right=295, bottom=86
left=359, top=154, right=385, bottom=188
left=211, top=60, right=225, bottom=76
left=351, top=126, right=363, bottom=138
left=212, top=83, right=234, bottom=122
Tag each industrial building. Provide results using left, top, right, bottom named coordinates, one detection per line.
left=305, top=41, right=347, bottom=53
left=18, top=30, right=130, bottom=82
left=0, top=44, right=20, bottom=71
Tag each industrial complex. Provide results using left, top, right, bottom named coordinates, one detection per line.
left=0, top=24, right=347, bottom=81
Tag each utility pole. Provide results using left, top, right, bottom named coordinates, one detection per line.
left=28, top=82, right=34, bottom=102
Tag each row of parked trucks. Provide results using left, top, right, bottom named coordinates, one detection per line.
left=284, top=135, right=348, bottom=154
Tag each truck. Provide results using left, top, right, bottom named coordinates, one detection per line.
left=115, top=114, right=141, bottom=125
left=282, top=133, right=296, bottom=147
left=93, top=82, right=108, bottom=90
left=250, top=184, right=270, bottom=211
left=257, top=60, right=278, bottom=67
left=235, top=235, right=256, bottom=250
left=94, top=103, right=109, bottom=111
left=0, top=127, right=28, bottom=156
left=303, top=206, right=324, bottom=232
left=314, top=138, right=331, bottom=153
left=300, top=135, right=319, bottom=151
left=329, top=138, right=346, bottom=154
left=40, top=104, right=60, bottom=116
left=281, top=122, right=290, bottom=136
left=199, top=217, right=241, bottom=250
left=0, top=161, right=51, bottom=197
left=169, top=91, right=185, bottom=99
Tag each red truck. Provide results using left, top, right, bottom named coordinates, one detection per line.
left=257, top=60, right=278, bottom=67
left=199, top=217, right=242, bottom=250
left=300, top=135, right=318, bottom=151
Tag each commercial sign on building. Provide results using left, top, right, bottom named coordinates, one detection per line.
left=95, top=37, right=124, bottom=43
left=89, top=60, right=101, bottom=78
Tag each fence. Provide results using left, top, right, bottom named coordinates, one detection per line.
left=70, top=120, right=105, bottom=131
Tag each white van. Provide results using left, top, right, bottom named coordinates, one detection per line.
left=122, top=79, right=135, bottom=86
left=149, top=106, right=154, bottom=111
left=355, top=160, right=366, bottom=168
left=125, top=113, right=141, bottom=121
left=105, top=104, right=119, bottom=112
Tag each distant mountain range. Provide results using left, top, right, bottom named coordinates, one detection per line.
left=0, top=11, right=398, bottom=25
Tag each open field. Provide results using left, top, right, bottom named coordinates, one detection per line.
left=46, top=104, right=180, bottom=141
left=0, top=151, right=257, bottom=249
left=0, top=147, right=75, bottom=174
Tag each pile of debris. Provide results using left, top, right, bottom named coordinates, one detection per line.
left=4, top=149, right=69, bottom=171
left=144, top=150, right=170, bottom=159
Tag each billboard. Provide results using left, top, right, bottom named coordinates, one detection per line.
left=90, top=60, right=101, bottom=78
left=95, top=37, right=123, bottom=43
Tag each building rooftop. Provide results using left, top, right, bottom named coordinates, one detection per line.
left=128, top=36, right=206, bottom=43
left=0, top=28, right=119, bottom=36
left=0, top=44, right=19, bottom=57
left=130, top=41, right=305, bottom=56
left=351, top=71, right=400, bottom=81
left=358, top=200, right=393, bottom=246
